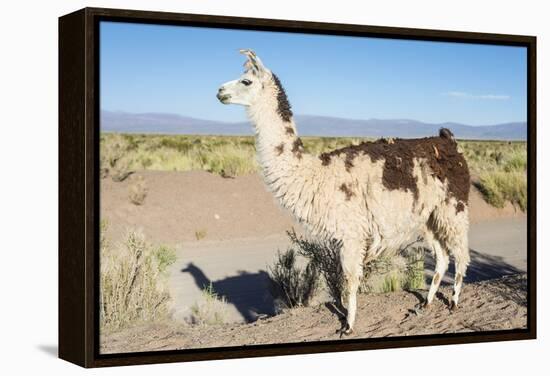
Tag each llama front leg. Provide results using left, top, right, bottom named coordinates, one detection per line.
left=341, top=272, right=361, bottom=335
left=338, top=243, right=364, bottom=335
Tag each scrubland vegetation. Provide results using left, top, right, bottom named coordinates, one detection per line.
left=268, top=248, right=320, bottom=309
left=268, top=230, right=426, bottom=310
left=99, top=221, right=176, bottom=332
left=460, top=141, right=527, bottom=211
left=99, top=133, right=527, bottom=330
left=100, top=133, right=257, bottom=178
left=101, top=133, right=527, bottom=211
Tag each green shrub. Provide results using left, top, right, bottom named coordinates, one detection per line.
left=381, top=274, right=401, bottom=293
left=287, top=230, right=344, bottom=304
left=361, top=253, right=424, bottom=294
left=285, top=230, right=426, bottom=301
left=268, top=248, right=319, bottom=309
left=154, top=244, right=178, bottom=273
left=403, top=248, right=426, bottom=290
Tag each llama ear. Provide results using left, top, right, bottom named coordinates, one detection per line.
left=243, top=60, right=255, bottom=72
left=240, top=49, right=267, bottom=76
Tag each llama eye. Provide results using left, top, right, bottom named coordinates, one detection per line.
left=241, top=79, right=252, bottom=86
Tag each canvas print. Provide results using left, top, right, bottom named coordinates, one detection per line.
left=98, top=21, right=528, bottom=354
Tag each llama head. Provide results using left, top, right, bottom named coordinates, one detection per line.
left=217, top=49, right=272, bottom=106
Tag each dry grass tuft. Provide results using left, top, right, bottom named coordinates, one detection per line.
left=100, top=133, right=134, bottom=182
left=189, top=283, right=230, bottom=326
left=194, top=229, right=207, bottom=241
left=128, top=175, right=148, bottom=205
left=99, top=222, right=176, bottom=332
left=477, top=171, right=527, bottom=211
left=460, top=141, right=527, bottom=211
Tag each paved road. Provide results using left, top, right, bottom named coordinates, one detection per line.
left=169, top=218, right=527, bottom=323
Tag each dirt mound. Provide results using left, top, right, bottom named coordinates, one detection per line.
left=100, top=273, right=527, bottom=354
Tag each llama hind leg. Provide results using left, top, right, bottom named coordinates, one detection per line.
left=450, top=240, right=470, bottom=310
left=451, top=260, right=466, bottom=310
left=425, top=237, right=449, bottom=307
left=430, top=203, right=470, bottom=310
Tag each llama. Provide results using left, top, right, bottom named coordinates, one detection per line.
left=217, top=49, right=470, bottom=334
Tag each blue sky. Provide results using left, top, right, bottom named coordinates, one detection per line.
left=100, top=21, right=527, bottom=126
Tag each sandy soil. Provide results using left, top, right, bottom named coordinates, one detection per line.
left=101, top=171, right=299, bottom=245
left=100, top=170, right=525, bottom=245
left=100, top=273, right=527, bottom=354
left=99, top=170, right=528, bottom=354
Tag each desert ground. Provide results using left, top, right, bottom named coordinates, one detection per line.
left=101, top=274, right=527, bottom=353
left=100, top=169, right=527, bottom=353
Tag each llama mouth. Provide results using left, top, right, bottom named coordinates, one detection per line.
left=217, top=93, right=231, bottom=104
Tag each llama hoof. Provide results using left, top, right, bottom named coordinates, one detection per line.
left=336, top=324, right=353, bottom=337
left=416, top=301, right=431, bottom=311
left=450, top=301, right=458, bottom=311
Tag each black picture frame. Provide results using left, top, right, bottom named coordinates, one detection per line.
left=59, top=7, right=537, bottom=368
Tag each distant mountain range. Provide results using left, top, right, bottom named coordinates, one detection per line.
left=101, top=110, right=527, bottom=140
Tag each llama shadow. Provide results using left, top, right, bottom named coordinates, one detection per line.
left=465, top=249, right=524, bottom=282
left=424, top=248, right=524, bottom=284
left=324, top=301, right=348, bottom=328
left=405, top=288, right=449, bottom=306
left=181, top=263, right=276, bottom=323
left=484, top=274, right=527, bottom=306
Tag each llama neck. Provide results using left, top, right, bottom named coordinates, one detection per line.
left=246, top=98, right=313, bottom=222
left=247, top=100, right=304, bottom=179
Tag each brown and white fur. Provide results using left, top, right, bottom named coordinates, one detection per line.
left=217, top=50, right=470, bottom=334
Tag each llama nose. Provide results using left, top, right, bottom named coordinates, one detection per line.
left=217, top=88, right=229, bottom=102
